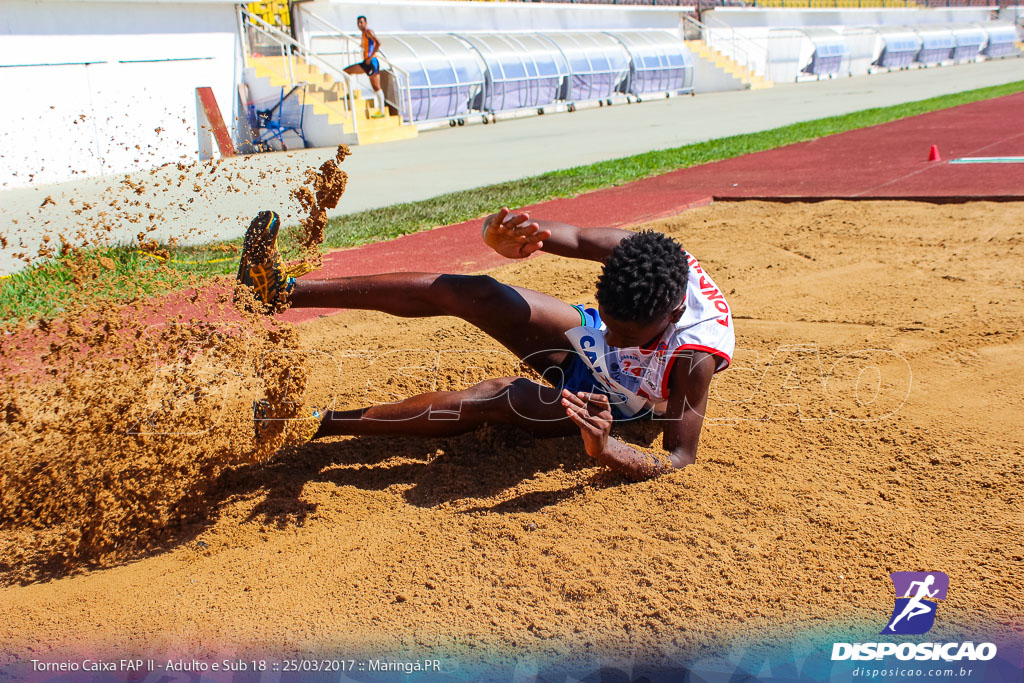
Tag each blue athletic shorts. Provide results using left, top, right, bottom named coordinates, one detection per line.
left=358, top=58, right=380, bottom=76
left=556, top=305, right=651, bottom=422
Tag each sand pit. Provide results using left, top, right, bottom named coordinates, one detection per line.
left=0, top=199, right=1021, bottom=675
left=0, top=147, right=350, bottom=586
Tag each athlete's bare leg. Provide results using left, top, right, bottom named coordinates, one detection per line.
left=340, top=65, right=384, bottom=113
left=290, top=273, right=582, bottom=376
left=315, top=377, right=576, bottom=439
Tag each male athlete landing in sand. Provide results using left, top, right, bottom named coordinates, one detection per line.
left=236, top=208, right=734, bottom=481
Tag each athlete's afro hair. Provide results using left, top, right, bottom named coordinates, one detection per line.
left=596, top=231, right=688, bottom=323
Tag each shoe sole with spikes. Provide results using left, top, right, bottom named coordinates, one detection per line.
left=235, top=211, right=290, bottom=312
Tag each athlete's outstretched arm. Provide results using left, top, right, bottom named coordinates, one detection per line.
left=483, top=207, right=629, bottom=263
left=661, top=350, right=717, bottom=468
left=558, top=351, right=715, bottom=480
left=560, top=390, right=665, bottom=481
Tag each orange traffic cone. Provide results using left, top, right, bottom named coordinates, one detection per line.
left=928, top=145, right=941, bottom=162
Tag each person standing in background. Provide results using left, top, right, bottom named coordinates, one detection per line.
left=344, top=15, right=386, bottom=119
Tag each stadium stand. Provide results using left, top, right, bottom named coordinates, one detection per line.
left=914, top=24, right=958, bottom=62
left=514, top=0, right=916, bottom=7
left=684, top=40, right=772, bottom=89
left=750, top=1, right=913, bottom=7
left=461, top=33, right=571, bottom=116
left=949, top=23, right=989, bottom=60
left=238, top=0, right=1018, bottom=150
left=377, top=35, right=485, bottom=122
left=240, top=8, right=417, bottom=147
left=509, top=0, right=1004, bottom=7
left=982, top=22, right=1020, bottom=56
left=515, top=0, right=749, bottom=6
left=246, top=1, right=290, bottom=29
left=800, top=28, right=850, bottom=75
left=700, top=17, right=1020, bottom=83
left=616, top=31, right=697, bottom=96
left=379, top=31, right=695, bottom=122
left=871, top=26, right=923, bottom=68
left=912, top=0, right=1003, bottom=6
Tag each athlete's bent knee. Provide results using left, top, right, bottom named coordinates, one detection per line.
left=472, top=377, right=516, bottom=398
left=458, top=377, right=519, bottom=422
left=435, top=274, right=508, bottom=318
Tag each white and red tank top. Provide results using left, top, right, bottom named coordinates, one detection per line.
left=564, top=251, right=734, bottom=418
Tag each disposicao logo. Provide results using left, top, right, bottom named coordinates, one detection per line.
left=883, top=571, right=948, bottom=635
left=831, top=571, right=998, bottom=663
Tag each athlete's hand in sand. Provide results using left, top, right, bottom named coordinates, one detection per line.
left=561, top=390, right=613, bottom=459
left=482, top=207, right=552, bottom=259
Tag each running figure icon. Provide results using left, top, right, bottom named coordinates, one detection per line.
left=883, top=571, right=949, bottom=635
left=886, top=574, right=938, bottom=632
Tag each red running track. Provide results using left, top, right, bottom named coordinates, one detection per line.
left=681, top=90, right=1024, bottom=201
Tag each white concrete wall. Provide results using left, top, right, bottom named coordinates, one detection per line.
left=0, top=0, right=241, bottom=190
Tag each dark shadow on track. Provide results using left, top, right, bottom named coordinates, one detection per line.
left=222, top=426, right=612, bottom=527
left=4, top=422, right=654, bottom=587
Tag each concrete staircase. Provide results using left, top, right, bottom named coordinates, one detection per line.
left=685, top=40, right=773, bottom=92
left=245, top=55, right=417, bottom=148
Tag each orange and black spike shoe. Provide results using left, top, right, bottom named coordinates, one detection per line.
left=235, top=211, right=293, bottom=312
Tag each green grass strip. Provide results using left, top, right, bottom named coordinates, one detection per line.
left=3, top=79, right=1023, bottom=323
left=0, top=247, right=188, bottom=322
